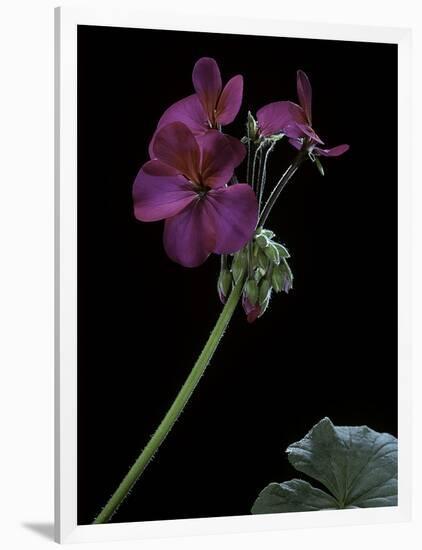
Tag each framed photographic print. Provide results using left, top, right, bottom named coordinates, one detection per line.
left=55, top=6, right=411, bottom=544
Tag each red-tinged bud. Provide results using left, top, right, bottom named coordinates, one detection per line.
left=242, top=293, right=262, bottom=323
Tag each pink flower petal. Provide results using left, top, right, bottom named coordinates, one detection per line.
left=192, top=57, right=222, bottom=124
left=223, top=134, right=246, bottom=167
left=133, top=160, right=197, bottom=221
left=197, top=131, right=239, bottom=189
left=205, top=184, right=258, bottom=254
left=314, top=144, right=350, bottom=157
left=297, top=70, right=313, bottom=124
left=163, top=200, right=215, bottom=267
left=216, top=75, right=243, bottom=125
left=257, top=101, right=307, bottom=138
left=288, top=137, right=302, bottom=151
left=295, top=123, right=324, bottom=144
left=148, top=94, right=207, bottom=158
left=152, top=122, right=201, bottom=183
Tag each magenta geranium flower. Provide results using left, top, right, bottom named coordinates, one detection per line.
left=256, top=71, right=349, bottom=158
left=256, top=100, right=321, bottom=141
left=148, top=57, right=245, bottom=165
left=286, top=70, right=349, bottom=157
left=133, top=122, right=258, bottom=268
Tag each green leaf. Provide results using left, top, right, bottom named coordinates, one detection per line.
left=287, top=418, right=398, bottom=508
left=251, top=417, right=397, bottom=514
left=251, top=479, right=338, bottom=514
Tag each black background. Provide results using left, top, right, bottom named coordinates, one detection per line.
left=77, top=25, right=398, bottom=524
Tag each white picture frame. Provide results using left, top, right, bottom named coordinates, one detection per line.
left=55, top=6, right=412, bottom=544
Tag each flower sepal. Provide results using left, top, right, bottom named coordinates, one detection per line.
left=314, top=156, right=325, bottom=176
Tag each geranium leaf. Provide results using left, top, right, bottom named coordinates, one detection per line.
left=251, top=417, right=397, bottom=514
left=287, top=417, right=398, bottom=508
left=251, top=479, right=338, bottom=514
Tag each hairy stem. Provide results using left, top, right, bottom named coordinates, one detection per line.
left=255, top=145, right=264, bottom=202
left=258, top=141, right=276, bottom=209
left=93, top=275, right=246, bottom=524
left=251, top=143, right=263, bottom=192
left=259, top=149, right=308, bottom=226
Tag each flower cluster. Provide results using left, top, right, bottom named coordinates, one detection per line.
left=133, top=57, right=349, bottom=321
left=219, top=228, right=293, bottom=322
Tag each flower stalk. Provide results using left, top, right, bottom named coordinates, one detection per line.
left=258, top=141, right=276, bottom=208
left=93, top=273, right=246, bottom=524
left=259, top=148, right=308, bottom=226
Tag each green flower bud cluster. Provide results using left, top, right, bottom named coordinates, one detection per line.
left=216, top=228, right=293, bottom=318
left=251, top=227, right=294, bottom=315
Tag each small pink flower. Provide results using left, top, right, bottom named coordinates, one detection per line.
left=148, top=57, right=245, bottom=166
left=256, top=71, right=349, bottom=157
left=133, top=122, right=258, bottom=268
left=256, top=100, right=317, bottom=141
left=288, top=70, right=349, bottom=157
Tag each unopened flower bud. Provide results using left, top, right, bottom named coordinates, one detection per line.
left=264, top=242, right=280, bottom=265
left=242, top=293, right=261, bottom=323
left=254, top=266, right=266, bottom=284
left=231, top=250, right=247, bottom=283
left=259, top=228, right=275, bottom=239
left=271, top=264, right=284, bottom=293
left=283, top=277, right=293, bottom=293
left=217, top=269, right=232, bottom=304
left=259, top=278, right=272, bottom=305
left=247, top=111, right=258, bottom=142
left=257, top=248, right=269, bottom=270
left=258, top=292, right=271, bottom=317
left=255, top=234, right=269, bottom=249
left=282, top=259, right=294, bottom=293
left=272, top=260, right=294, bottom=293
left=245, top=278, right=259, bottom=305
left=274, top=243, right=290, bottom=258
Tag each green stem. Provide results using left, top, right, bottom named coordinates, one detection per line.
left=251, top=143, right=263, bottom=192
left=93, top=275, right=246, bottom=524
left=255, top=145, right=264, bottom=200
left=259, top=149, right=307, bottom=227
left=258, top=141, right=276, bottom=210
